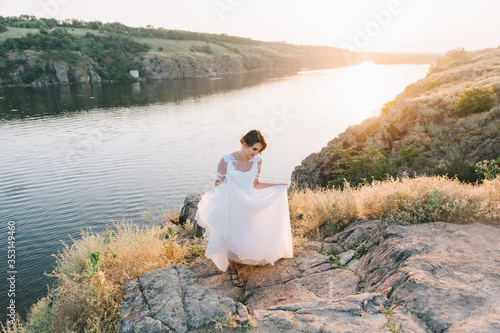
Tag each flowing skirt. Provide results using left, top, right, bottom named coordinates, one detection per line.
left=195, top=177, right=293, bottom=271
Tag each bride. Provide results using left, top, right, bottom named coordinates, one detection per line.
left=195, top=129, right=294, bottom=288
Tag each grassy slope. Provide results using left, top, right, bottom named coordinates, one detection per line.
left=0, top=26, right=434, bottom=68
left=0, top=26, right=313, bottom=59
left=292, top=47, right=500, bottom=188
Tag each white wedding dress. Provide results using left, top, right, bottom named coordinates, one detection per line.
left=194, top=153, right=293, bottom=271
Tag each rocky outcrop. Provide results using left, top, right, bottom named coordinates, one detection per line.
left=325, top=218, right=500, bottom=332
left=178, top=194, right=201, bottom=225
left=3, top=50, right=102, bottom=86
left=135, top=53, right=310, bottom=81
left=192, top=245, right=428, bottom=332
left=118, top=265, right=249, bottom=333
left=119, top=219, right=500, bottom=332
left=292, top=48, right=500, bottom=189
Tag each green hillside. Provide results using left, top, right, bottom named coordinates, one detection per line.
left=0, top=15, right=436, bottom=87
left=292, top=47, right=500, bottom=188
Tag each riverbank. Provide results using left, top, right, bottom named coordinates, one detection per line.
left=0, top=20, right=437, bottom=88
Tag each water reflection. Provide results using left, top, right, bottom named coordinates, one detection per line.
left=0, top=72, right=294, bottom=120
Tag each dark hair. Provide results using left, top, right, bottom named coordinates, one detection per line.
left=240, top=129, right=267, bottom=152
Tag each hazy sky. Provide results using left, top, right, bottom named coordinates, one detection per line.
left=3, top=0, right=500, bottom=53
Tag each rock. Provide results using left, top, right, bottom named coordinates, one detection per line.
left=347, top=258, right=361, bottom=272
left=252, top=310, right=294, bottom=329
left=176, top=238, right=194, bottom=247
left=338, top=250, right=356, bottom=265
left=358, top=220, right=500, bottom=333
left=243, top=251, right=331, bottom=292
left=303, top=241, right=331, bottom=252
left=179, top=194, right=202, bottom=226
left=118, top=278, right=170, bottom=333
left=87, top=65, right=101, bottom=83
left=323, top=236, right=335, bottom=243
left=447, top=306, right=500, bottom=333
left=54, top=63, right=69, bottom=84
left=256, top=293, right=395, bottom=333
left=72, top=68, right=90, bottom=83
left=330, top=218, right=378, bottom=249
left=391, top=306, right=429, bottom=333
left=118, top=265, right=247, bottom=333
left=321, top=239, right=345, bottom=253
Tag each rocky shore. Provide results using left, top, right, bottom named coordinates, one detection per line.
left=0, top=48, right=348, bottom=87
left=118, top=218, right=500, bottom=332
left=292, top=47, right=500, bottom=189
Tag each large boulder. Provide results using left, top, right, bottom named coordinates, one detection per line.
left=178, top=194, right=202, bottom=225
left=330, top=219, right=500, bottom=333
left=118, top=265, right=248, bottom=333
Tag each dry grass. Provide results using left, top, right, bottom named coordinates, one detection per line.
left=3, top=218, right=205, bottom=333
left=288, top=180, right=359, bottom=238
left=289, top=174, right=500, bottom=240
left=356, top=174, right=499, bottom=225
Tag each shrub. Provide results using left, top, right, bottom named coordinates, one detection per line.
left=190, top=45, right=213, bottom=54
left=436, top=48, right=467, bottom=66
left=394, top=143, right=425, bottom=168
left=434, top=158, right=479, bottom=183
left=454, top=87, right=495, bottom=114
left=380, top=99, right=399, bottom=115
left=328, top=146, right=392, bottom=189
left=425, top=80, right=440, bottom=91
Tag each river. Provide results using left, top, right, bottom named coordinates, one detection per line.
left=0, top=62, right=429, bottom=320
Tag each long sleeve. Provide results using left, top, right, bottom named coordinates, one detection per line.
left=255, top=158, right=262, bottom=180
left=216, top=156, right=227, bottom=182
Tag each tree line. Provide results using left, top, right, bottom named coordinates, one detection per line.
left=0, top=14, right=260, bottom=45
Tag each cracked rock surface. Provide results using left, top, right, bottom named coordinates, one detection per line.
left=118, top=265, right=246, bottom=333
left=119, top=219, right=500, bottom=332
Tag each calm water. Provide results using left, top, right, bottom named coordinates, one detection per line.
left=0, top=62, right=429, bottom=320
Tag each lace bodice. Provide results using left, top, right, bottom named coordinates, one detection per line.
left=215, top=153, right=262, bottom=192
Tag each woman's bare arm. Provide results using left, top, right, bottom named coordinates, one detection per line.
left=254, top=179, right=287, bottom=189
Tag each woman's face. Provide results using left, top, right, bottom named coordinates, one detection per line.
left=243, top=142, right=264, bottom=159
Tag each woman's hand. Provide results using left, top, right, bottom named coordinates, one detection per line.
left=254, top=181, right=287, bottom=189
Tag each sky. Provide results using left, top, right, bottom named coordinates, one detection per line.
left=3, top=0, right=500, bottom=54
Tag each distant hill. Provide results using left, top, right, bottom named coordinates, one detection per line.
left=0, top=15, right=437, bottom=87
left=292, top=47, right=500, bottom=188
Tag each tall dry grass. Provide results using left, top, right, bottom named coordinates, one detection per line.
left=3, top=219, right=205, bottom=333
left=289, top=174, right=500, bottom=239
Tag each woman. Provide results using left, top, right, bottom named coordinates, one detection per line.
left=195, top=129, right=293, bottom=288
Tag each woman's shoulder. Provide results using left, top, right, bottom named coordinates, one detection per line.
left=219, top=152, right=261, bottom=162
left=220, top=153, right=234, bottom=163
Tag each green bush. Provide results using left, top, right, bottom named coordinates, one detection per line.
left=454, top=87, right=495, bottom=114
left=328, top=146, right=392, bottom=189
left=434, top=158, right=479, bottom=183
left=190, top=45, right=213, bottom=54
